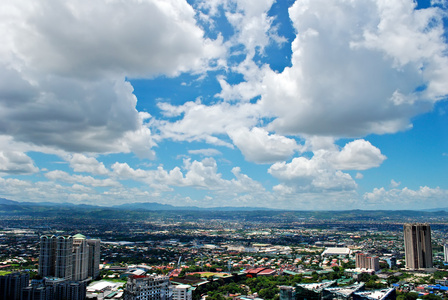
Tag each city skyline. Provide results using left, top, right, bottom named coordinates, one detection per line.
left=0, top=0, right=448, bottom=210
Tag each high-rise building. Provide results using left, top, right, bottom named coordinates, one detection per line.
left=444, top=244, right=448, bottom=263
left=38, top=235, right=56, bottom=277
left=355, top=253, right=380, bottom=271
left=403, top=223, right=433, bottom=270
left=72, top=234, right=89, bottom=281
left=39, top=235, right=73, bottom=280
left=123, top=275, right=172, bottom=300
left=0, top=272, right=30, bottom=300
left=38, top=234, right=99, bottom=281
left=87, top=239, right=101, bottom=279
left=21, top=285, right=54, bottom=300
left=55, top=236, right=73, bottom=280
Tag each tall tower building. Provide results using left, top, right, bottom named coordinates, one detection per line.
left=87, top=239, right=101, bottom=279
left=444, top=244, right=448, bottom=263
left=38, top=234, right=100, bottom=281
left=55, top=235, right=73, bottom=280
left=39, top=235, right=73, bottom=280
left=38, top=235, right=56, bottom=277
left=403, top=223, right=433, bottom=270
left=72, top=234, right=89, bottom=281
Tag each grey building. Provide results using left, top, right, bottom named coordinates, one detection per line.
left=123, top=275, right=172, bottom=300
left=403, top=223, right=433, bottom=270
left=21, top=285, right=54, bottom=300
left=39, top=235, right=73, bottom=280
left=38, top=234, right=100, bottom=281
left=0, top=272, right=30, bottom=300
left=87, top=239, right=101, bottom=279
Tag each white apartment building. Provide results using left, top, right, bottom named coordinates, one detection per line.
left=123, top=275, right=172, bottom=300
left=172, top=285, right=192, bottom=300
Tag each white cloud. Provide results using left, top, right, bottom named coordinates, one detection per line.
left=390, top=179, right=401, bottom=188
left=69, top=154, right=108, bottom=175
left=268, top=138, right=385, bottom=193
left=112, top=157, right=265, bottom=196
left=329, top=140, right=386, bottom=170
left=6, top=0, right=221, bottom=78
left=363, top=186, right=448, bottom=209
left=228, top=127, right=298, bottom=163
left=188, top=148, right=222, bottom=156
left=157, top=101, right=260, bottom=146
left=256, top=0, right=448, bottom=137
left=0, top=0, right=223, bottom=156
left=269, top=154, right=357, bottom=193
left=0, top=151, right=38, bottom=175
left=45, top=170, right=120, bottom=187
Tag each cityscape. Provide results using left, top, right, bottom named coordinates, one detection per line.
left=1, top=206, right=448, bottom=299
left=1, top=0, right=448, bottom=300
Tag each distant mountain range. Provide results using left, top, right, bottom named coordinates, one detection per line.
left=0, top=198, right=274, bottom=212
left=1, top=197, right=448, bottom=214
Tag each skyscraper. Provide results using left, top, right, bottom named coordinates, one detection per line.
left=39, top=235, right=73, bottom=280
left=38, top=235, right=56, bottom=277
left=444, top=244, right=448, bottom=263
left=87, top=239, right=101, bottom=279
left=55, top=236, right=73, bottom=280
left=38, top=234, right=99, bottom=281
left=72, top=234, right=88, bottom=281
left=403, top=223, right=433, bottom=270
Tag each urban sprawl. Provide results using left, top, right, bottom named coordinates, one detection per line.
left=1, top=215, right=448, bottom=300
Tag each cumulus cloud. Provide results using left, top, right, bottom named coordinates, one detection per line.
left=0, top=0, right=222, bottom=155
left=157, top=101, right=260, bottom=146
left=258, top=0, right=448, bottom=137
left=363, top=186, right=448, bottom=209
left=390, top=179, right=401, bottom=188
left=228, top=127, right=298, bottom=163
left=69, top=154, right=109, bottom=175
left=268, top=139, right=385, bottom=193
left=329, top=140, right=386, bottom=170
left=0, top=151, right=39, bottom=175
left=269, top=155, right=357, bottom=193
left=7, top=0, right=220, bottom=78
left=45, top=170, right=120, bottom=187
left=111, top=157, right=265, bottom=196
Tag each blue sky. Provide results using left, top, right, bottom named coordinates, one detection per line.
left=0, top=0, right=447, bottom=210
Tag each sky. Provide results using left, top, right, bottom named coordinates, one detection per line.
left=0, top=0, right=447, bottom=210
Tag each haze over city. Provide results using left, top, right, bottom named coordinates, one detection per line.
left=0, top=0, right=447, bottom=210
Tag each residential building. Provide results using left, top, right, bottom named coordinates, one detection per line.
left=172, top=284, right=192, bottom=300
left=43, top=278, right=86, bottom=300
left=123, top=275, right=172, bottom=300
left=72, top=234, right=89, bottom=281
left=87, top=239, right=101, bottom=279
left=39, top=235, right=73, bottom=280
left=0, top=272, right=30, bottom=300
left=403, top=223, right=433, bottom=269
left=38, top=235, right=56, bottom=277
left=21, top=285, right=54, bottom=300
left=38, top=234, right=100, bottom=281
left=355, top=253, right=380, bottom=271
